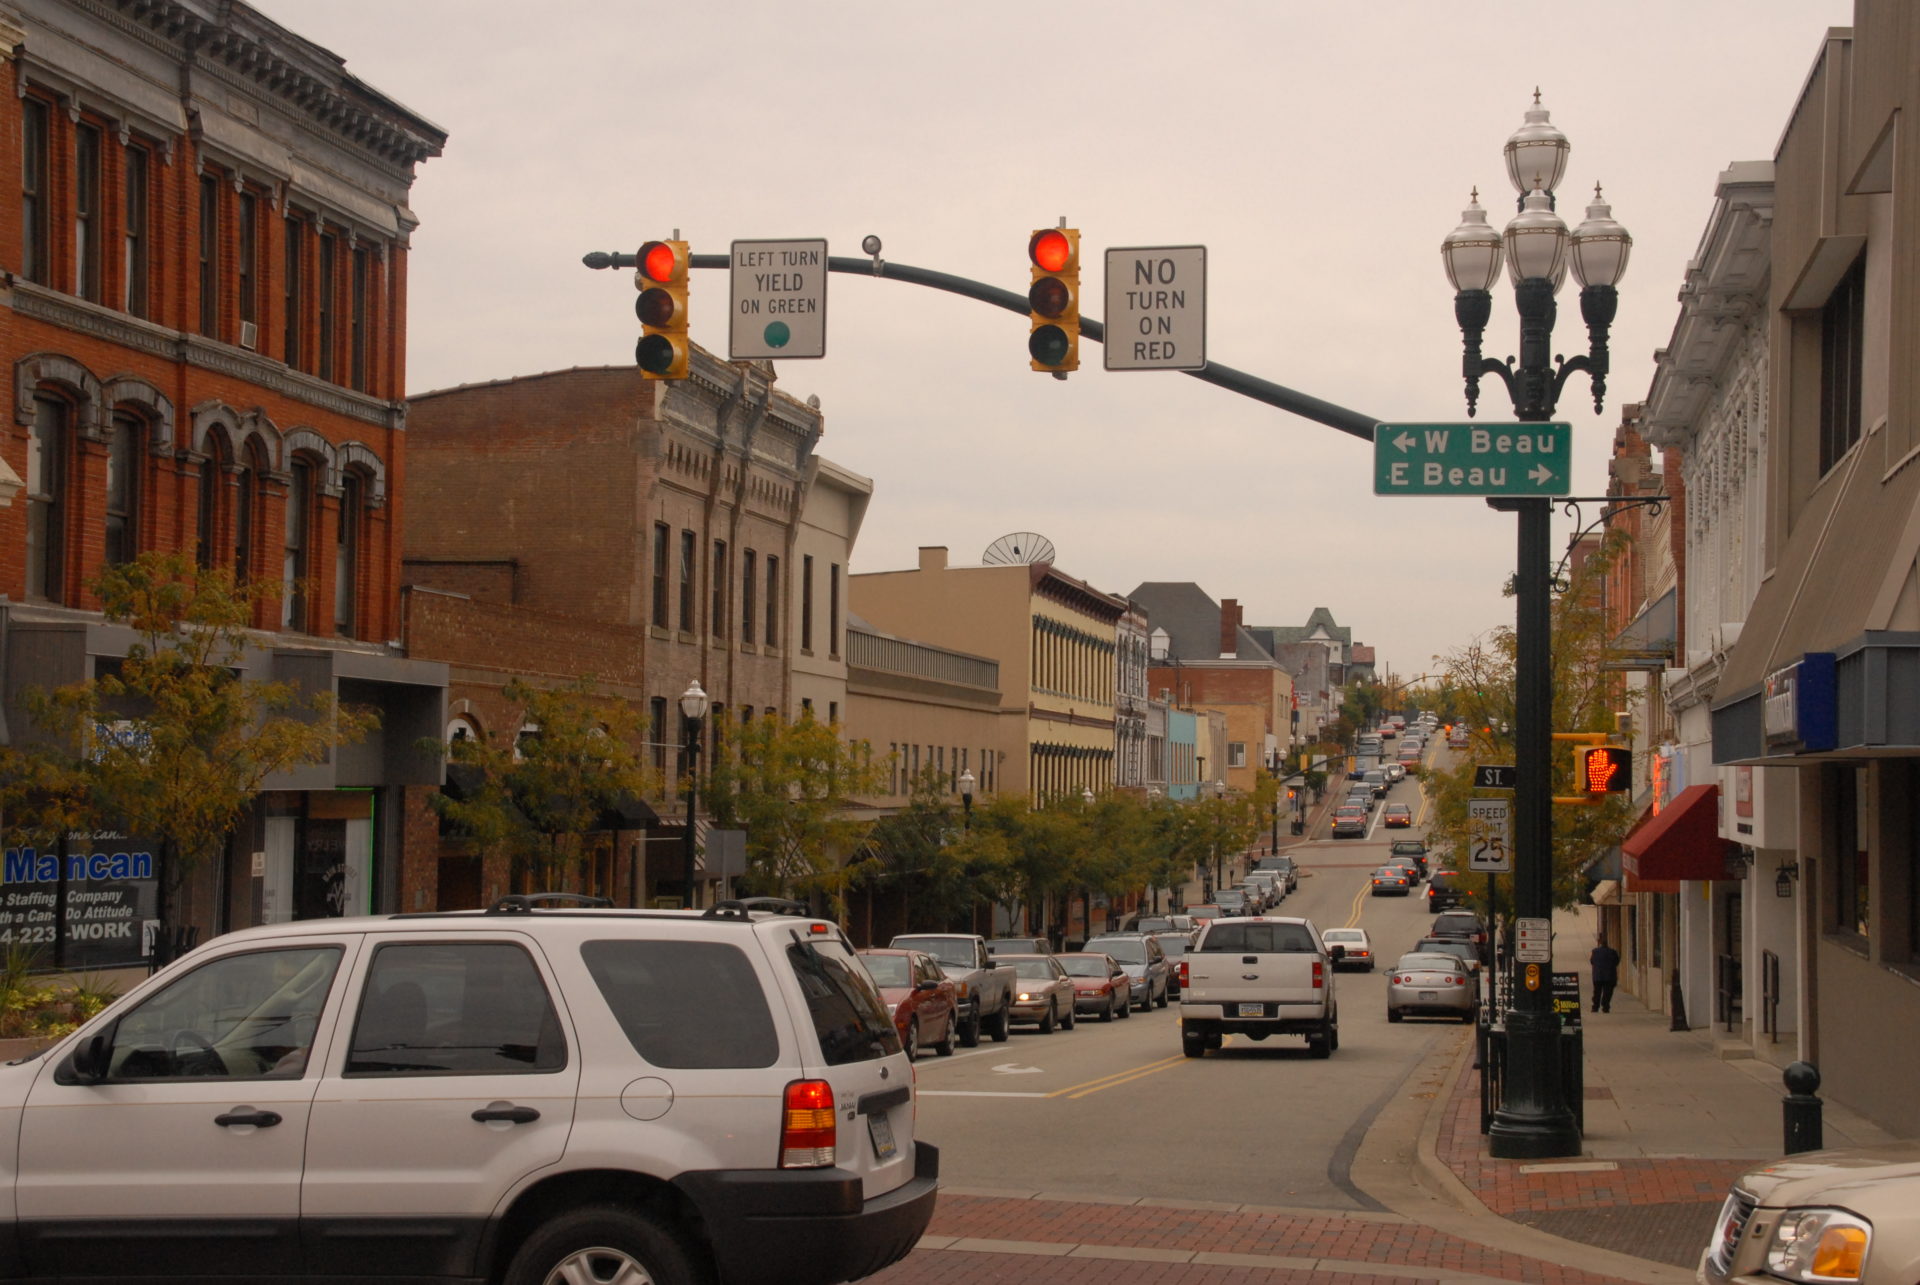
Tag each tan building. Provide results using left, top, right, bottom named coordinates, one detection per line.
left=844, top=618, right=1006, bottom=809
left=851, top=547, right=1126, bottom=802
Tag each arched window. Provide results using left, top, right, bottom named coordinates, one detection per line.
left=105, top=411, right=142, bottom=567
left=232, top=443, right=255, bottom=583
left=25, top=395, right=69, bottom=602
left=335, top=469, right=363, bottom=637
left=197, top=431, right=229, bottom=571
left=283, top=457, right=314, bottom=629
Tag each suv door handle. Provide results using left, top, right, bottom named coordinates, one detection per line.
left=214, top=1109, right=282, bottom=1128
left=472, top=1105, right=540, bottom=1124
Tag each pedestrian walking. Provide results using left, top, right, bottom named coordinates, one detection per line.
left=1590, top=936, right=1620, bottom=1013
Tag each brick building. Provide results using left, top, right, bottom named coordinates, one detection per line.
left=0, top=0, right=448, bottom=953
left=402, top=355, right=854, bottom=909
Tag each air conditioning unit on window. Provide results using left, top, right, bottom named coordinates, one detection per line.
left=238, top=320, right=258, bottom=350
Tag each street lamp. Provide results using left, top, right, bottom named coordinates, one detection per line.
left=958, top=768, right=975, bottom=832
left=1267, top=750, right=1282, bottom=855
left=1444, top=92, right=1630, bottom=1160
left=678, top=679, right=709, bottom=908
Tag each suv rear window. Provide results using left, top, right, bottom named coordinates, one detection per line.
left=786, top=936, right=900, bottom=1065
left=1199, top=923, right=1317, bottom=953
left=582, top=940, right=778, bottom=1069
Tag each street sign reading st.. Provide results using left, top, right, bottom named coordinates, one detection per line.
left=729, top=238, right=828, bottom=359
left=1473, top=764, right=1517, bottom=790
left=1373, top=422, right=1572, bottom=497
left=1104, top=246, right=1206, bottom=371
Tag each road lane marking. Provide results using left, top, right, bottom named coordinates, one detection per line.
left=919, top=1090, right=1050, bottom=1099
left=1045, top=1053, right=1187, bottom=1098
left=1065, top=1058, right=1186, bottom=1098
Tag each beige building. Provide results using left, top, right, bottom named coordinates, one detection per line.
left=844, top=619, right=1007, bottom=808
left=790, top=457, right=872, bottom=725
left=851, top=547, right=1126, bottom=802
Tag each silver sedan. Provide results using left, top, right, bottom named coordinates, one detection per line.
left=1386, top=952, right=1477, bottom=1023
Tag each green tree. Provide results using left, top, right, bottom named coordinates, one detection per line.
left=705, top=714, right=888, bottom=922
left=0, top=553, right=376, bottom=964
left=430, top=677, right=656, bottom=894
left=859, top=765, right=978, bottom=936
left=1422, top=533, right=1636, bottom=909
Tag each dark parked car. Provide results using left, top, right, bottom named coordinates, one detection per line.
left=1425, top=870, right=1475, bottom=912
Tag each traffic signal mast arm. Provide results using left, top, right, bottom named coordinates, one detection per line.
left=583, top=249, right=1379, bottom=441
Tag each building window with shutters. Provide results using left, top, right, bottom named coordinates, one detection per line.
left=74, top=123, right=102, bottom=302
left=741, top=549, right=756, bottom=643
left=21, top=97, right=50, bottom=285
left=105, top=412, right=141, bottom=568
left=336, top=472, right=363, bottom=636
left=25, top=397, right=68, bottom=602
left=123, top=145, right=149, bottom=318
left=651, top=523, right=670, bottom=627
left=765, top=555, right=780, bottom=646
left=678, top=529, right=696, bottom=633
left=282, top=460, right=312, bottom=629
left=198, top=175, right=220, bottom=337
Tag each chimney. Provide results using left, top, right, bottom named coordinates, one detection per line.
left=918, top=546, right=949, bottom=573
left=1220, top=599, right=1242, bottom=657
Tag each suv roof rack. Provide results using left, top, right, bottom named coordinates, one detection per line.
left=487, top=893, right=616, bottom=915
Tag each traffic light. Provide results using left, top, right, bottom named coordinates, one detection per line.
left=634, top=239, right=689, bottom=380
left=1027, top=227, right=1080, bottom=373
left=1573, top=745, right=1631, bottom=794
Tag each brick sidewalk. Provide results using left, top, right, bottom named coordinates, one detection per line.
left=1431, top=1043, right=1745, bottom=1267
left=867, top=1193, right=1652, bottom=1285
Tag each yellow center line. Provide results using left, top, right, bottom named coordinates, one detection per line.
left=1066, top=1060, right=1184, bottom=1098
left=1343, top=874, right=1369, bottom=929
left=1045, top=1053, right=1187, bottom=1098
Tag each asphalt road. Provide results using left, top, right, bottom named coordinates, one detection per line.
left=912, top=755, right=1466, bottom=1212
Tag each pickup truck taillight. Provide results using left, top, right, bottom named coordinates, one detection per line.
left=1177, top=960, right=1189, bottom=988
left=781, top=1079, right=836, bottom=1168
left=1312, top=961, right=1324, bottom=988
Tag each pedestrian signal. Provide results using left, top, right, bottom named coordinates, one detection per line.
left=1028, top=227, right=1080, bottom=372
left=635, top=239, right=690, bottom=380
left=1573, top=745, right=1631, bottom=794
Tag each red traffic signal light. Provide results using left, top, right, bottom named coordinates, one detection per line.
left=1574, top=745, right=1631, bottom=793
left=1027, top=227, right=1080, bottom=372
left=634, top=239, right=689, bottom=380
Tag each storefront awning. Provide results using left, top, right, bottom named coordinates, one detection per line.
left=1622, top=784, right=1735, bottom=885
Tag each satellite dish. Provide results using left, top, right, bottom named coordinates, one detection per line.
left=982, top=532, right=1057, bottom=566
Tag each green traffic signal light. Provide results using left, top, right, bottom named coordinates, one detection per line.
left=1028, top=324, right=1070, bottom=366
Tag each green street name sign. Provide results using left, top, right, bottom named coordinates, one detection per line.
left=1373, top=422, right=1572, bottom=497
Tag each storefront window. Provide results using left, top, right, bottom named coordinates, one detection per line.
left=1833, top=765, right=1870, bottom=941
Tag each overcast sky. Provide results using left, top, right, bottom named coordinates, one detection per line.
left=254, top=0, right=1849, bottom=679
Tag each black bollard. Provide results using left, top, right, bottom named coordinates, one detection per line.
left=1783, top=1061, right=1824, bottom=1155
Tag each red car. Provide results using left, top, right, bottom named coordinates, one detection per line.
left=1384, top=804, right=1413, bottom=828
left=1056, top=951, right=1133, bottom=1022
left=857, top=948, right=959, bottom=1058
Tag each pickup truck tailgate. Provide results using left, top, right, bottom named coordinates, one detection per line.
left=1185, top=921, right=1325, bottom=1012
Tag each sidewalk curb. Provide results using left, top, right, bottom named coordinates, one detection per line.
left=1351, top=1027, right=1697, bottom=1285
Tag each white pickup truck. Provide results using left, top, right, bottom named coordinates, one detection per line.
left=1177, top=916, right=1342, bottom=1059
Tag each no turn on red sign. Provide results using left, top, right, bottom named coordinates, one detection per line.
left=1104, top=246, right=1206, bottom=372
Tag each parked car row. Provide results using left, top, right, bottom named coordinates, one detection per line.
left=870, top=929, right=1185, bottom=1052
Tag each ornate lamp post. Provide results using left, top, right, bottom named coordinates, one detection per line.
left=1443, top=92, right=1631, bottom=1160
left=678, top=680, right=709, bottom=908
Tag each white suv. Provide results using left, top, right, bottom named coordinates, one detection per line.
left=0, top=897, right=938, bottom=1284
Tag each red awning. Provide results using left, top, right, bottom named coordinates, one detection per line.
left=1622, top=784, right=1733, bottom=885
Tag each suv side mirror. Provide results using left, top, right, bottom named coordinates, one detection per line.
left=68, top=1031, right=111, bottom=1085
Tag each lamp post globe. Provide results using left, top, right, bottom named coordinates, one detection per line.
left=1568, top=184, right=1633, bottom=289
left=1502, top=188, right=1570, bottom=288
left=679, top=679, right=710, bottom=722
left=1502, top=90, right=1570, bottom=201
left=958, top=768, right=975, bottom=832
left=1441, top=190, right=1505, bottom=293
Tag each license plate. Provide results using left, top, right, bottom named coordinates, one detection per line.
left=1419, top=991, right=1437, bottom=1000
left=867, top=1110, right=897, bottom=1161
left=1236, top=1002, right=1265, bottom=1017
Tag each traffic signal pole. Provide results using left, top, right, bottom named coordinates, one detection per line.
left=583, top=250, right=1381, bottom=441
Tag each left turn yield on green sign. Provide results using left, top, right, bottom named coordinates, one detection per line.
left=730, top=238, right=828, bottom=359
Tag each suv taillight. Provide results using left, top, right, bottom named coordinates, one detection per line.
left=781, top=1079, right=836, bottom=1168
left=1178, top=960, right=1189, bottom=988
